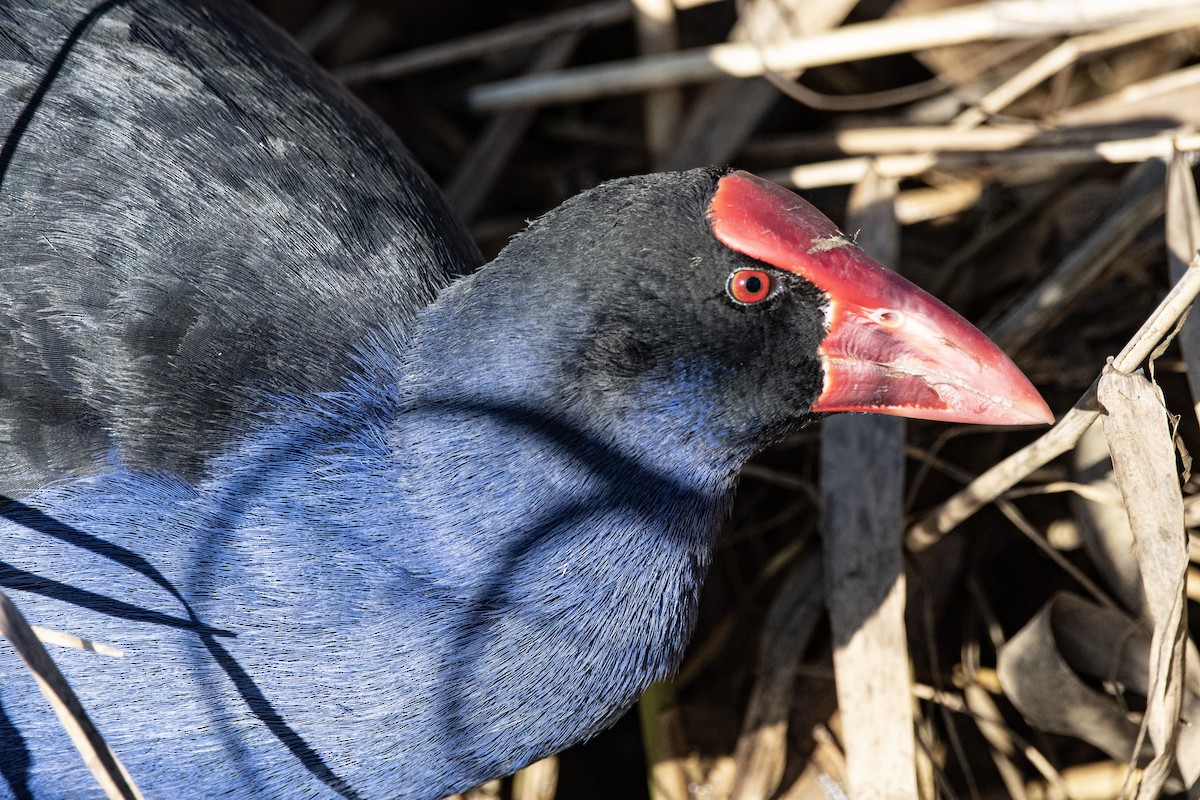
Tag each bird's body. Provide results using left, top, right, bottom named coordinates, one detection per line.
left=0, top=2, right=1051, bottom=799
left=0, top=167, right=757, bottom=798
left=0, top=368, right=723, bottom=799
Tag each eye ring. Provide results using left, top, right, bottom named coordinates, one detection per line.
left=727, top=269, right=773, bottom=304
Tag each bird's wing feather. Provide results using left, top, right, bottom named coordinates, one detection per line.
left=0, top=0, right=480, bottom=492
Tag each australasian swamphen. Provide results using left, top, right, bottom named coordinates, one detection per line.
left=0, top=1, right=1052, bottom=798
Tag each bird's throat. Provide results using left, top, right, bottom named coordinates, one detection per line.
left=388, top=381, right=731, bottom=774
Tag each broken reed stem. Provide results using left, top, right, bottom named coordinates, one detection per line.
left=908, top=252, right=1200, bottom=550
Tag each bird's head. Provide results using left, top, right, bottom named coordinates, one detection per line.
left=408, top=168, right=1051, bottom=479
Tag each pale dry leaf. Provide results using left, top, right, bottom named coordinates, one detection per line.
left=1072, top=423, right=1144, bottom=614
left=997, top=592, right=1150, bottom=763
left=1099, top=367, right=1189, bottom=797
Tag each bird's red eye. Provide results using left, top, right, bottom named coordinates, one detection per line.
left=727, top=269, right=772, bottom=304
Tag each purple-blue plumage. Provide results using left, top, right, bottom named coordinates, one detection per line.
left=0, top=5, right=823, bottom=796
left=0, top=279, right=748, bottom=798
left=0, top=2, right=1051, bottom=799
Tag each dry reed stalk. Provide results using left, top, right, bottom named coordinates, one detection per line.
left=632, top=0, right=684, bottom=166
left=748, top=122, right=1183, bottom=159
left=467, top=0, right=1200, bottom=111
left=765, top=130, right=1200, bottom=189
left=820, top=170, right=919, bottom=800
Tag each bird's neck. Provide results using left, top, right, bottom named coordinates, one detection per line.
left=394, top=275, right=744, bottom=596
left=378, top=292, right=740, bottom=770
left=390, top=334, right=738, bottom=597
left=386, top=387, right=733, bottom=772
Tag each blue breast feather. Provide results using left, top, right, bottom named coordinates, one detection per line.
left=0, top=343, right=727, bottom=800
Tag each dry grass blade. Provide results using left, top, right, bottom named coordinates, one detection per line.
left=0, top=590, right=143, bottom=800
left=30, top=625, right=124, bottom=657
left=820, top=169, right=918, bottom=800
left=1098, top=368, right=1188, bottom=799
left=908, top=251, right=1200, bottom=550
left=467, top=0, right=1200, bottom=111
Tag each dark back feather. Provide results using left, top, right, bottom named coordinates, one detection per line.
left=0, top=0, right=481, bottom=492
